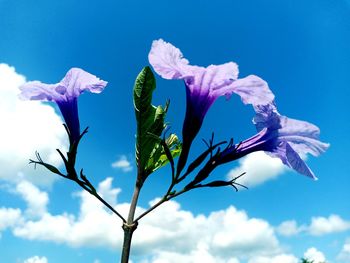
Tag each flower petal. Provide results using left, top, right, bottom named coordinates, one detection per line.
left=253, top=103, right=280, bottom=131
left=19, top=68, right=107, bottom=103
left=285, top=142, right=317, bottom=179
left=199, top=62, right=238, bottom=92
left=185, top=62, right=238, bottom=100
left=148, top=39, right=191, bottom=79
left=253, top=103, right=330, bottom=156
left=60, top=68, right=107, bottom=98
left=278, top=116, right=329, bottom=156
left=287, top=139, right=329, bottom=157
left=279, top=116, right=321, bottom=138
left=268, top=141, right=317, bottom=179
left=219, top=75, right=275, bottom=106
left=19, top=81, right=61, bottom=101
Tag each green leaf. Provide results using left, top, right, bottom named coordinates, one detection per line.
left=148, top=133, right=182, bottom=173
left=134, top=67, right=169, bottom=178
left=133, top=67, right=182, bottom=179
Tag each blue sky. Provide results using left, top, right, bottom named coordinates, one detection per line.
left=0, top=0, right=349, bottom=262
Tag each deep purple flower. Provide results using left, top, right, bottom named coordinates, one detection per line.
left=221, top=103, right=329, bottom=179
left=148, top=39, right=275, bottom=172
left=19, top=68, right=107, bottom=143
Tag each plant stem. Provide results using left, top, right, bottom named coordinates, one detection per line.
left=93, top=191, right=126, bottom=223
left=76, top=177, right=127, bottom=223
left=120, top=182, right=141, bottom=263
left=134, top=186, right=189, bottom=222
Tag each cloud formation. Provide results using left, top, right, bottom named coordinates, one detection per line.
left=0, top=207, right=22, bottom=236
left=0, top=177, right=337, bottom=262
left=308, top=214, right=350, bottom=236
left=111, top=155, right=133, bottom=172
left=303, top=247, right=326, bottom=263
left=0, top=63, right=67, bottom=186
left=7, top=177, right=286, bottom=262
left=15, top=180, right=49, bottom=218
left=247, top=254, right=298, bottom=263
left=276, top=220, right=304, bottom=237
left=337, top=238, right=350, bottom=262
left=145, top=247, right=240, bottom=263
left=135, top=199, right=280, bottom=260
left=227, top=152, right=286, bottom=187
left=277, top=215, right=350, bottom=237
left=23, top=256, right=48, bottom=263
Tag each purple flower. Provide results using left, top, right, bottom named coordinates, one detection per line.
left=221, top=103, right=329, bottom=179
left=19, top=68, right=107, bottom=143
left=148, top=39, right=274, bottom=172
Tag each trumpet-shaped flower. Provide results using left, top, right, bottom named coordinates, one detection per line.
left=220, top=103, right=329, bottom=179
left=148, top=39, right=274, bottom=172
left=19, top=68, right=107, bottom=143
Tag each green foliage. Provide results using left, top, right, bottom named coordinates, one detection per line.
left=133, top=67, right=181, bottom=180
left=147, top=133, right=181, bottom=173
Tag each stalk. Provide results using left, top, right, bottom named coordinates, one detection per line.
left=120, top=180, right=142, bottom=263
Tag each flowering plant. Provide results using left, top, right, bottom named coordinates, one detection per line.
left=19, top=39, right=328, bottom=262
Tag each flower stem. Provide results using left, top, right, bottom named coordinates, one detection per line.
left=120, top=181, right=141, bottom=263
left=134, top=186, right=188, bottom=222
left=92, top=191, right=126, bottom=223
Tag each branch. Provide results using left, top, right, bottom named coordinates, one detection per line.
left=29, top=126, right=127, bottom=223
left=134, top=172, right=248, bottom=222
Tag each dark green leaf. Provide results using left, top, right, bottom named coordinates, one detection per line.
left=134, top=67, right=177, bottom=178
left=149, top=134, right=182, bottom=173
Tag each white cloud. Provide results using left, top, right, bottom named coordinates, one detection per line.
left=131, top=199, right=280, bottom=260
left=23, top=256, right=48, bottom=263
left=13, top=178, right=126, bottom=248
left=309, top=214, right=350, bottom=236
left=337, top=238, right=350, bottom=262
left=227, top=152, right=286, bottom=187
left=8, top=177, right=341, bottom=262
left=14, top=212, right=76, bottom=244
left=12, top=177, right=283, bottom=262
left=147, top=245, right=240, bottom=263
left=111, top=155, right=133, bottom=172
left=207, top=207, right=280, bottom=258
left=276, top=215, right=350, bottom=237
left=276, top=220, right=304, bottom=237
left=15, top=180, right=48, bottom=218
left=97, top=177, right=121, bottom=207
left=303, top=247, right=326, bottom=263
left=248, top=254, right=298, bottom=263
left=0, top=207, right=22, bottom=234
left=0, top=63, right=67, bottom=186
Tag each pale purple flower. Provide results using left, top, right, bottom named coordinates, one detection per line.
left=19, top=68, right=107, bottom=143
left=148, top=39, right=274, bottom=172
left=220, top=103, right=329, bottom=179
